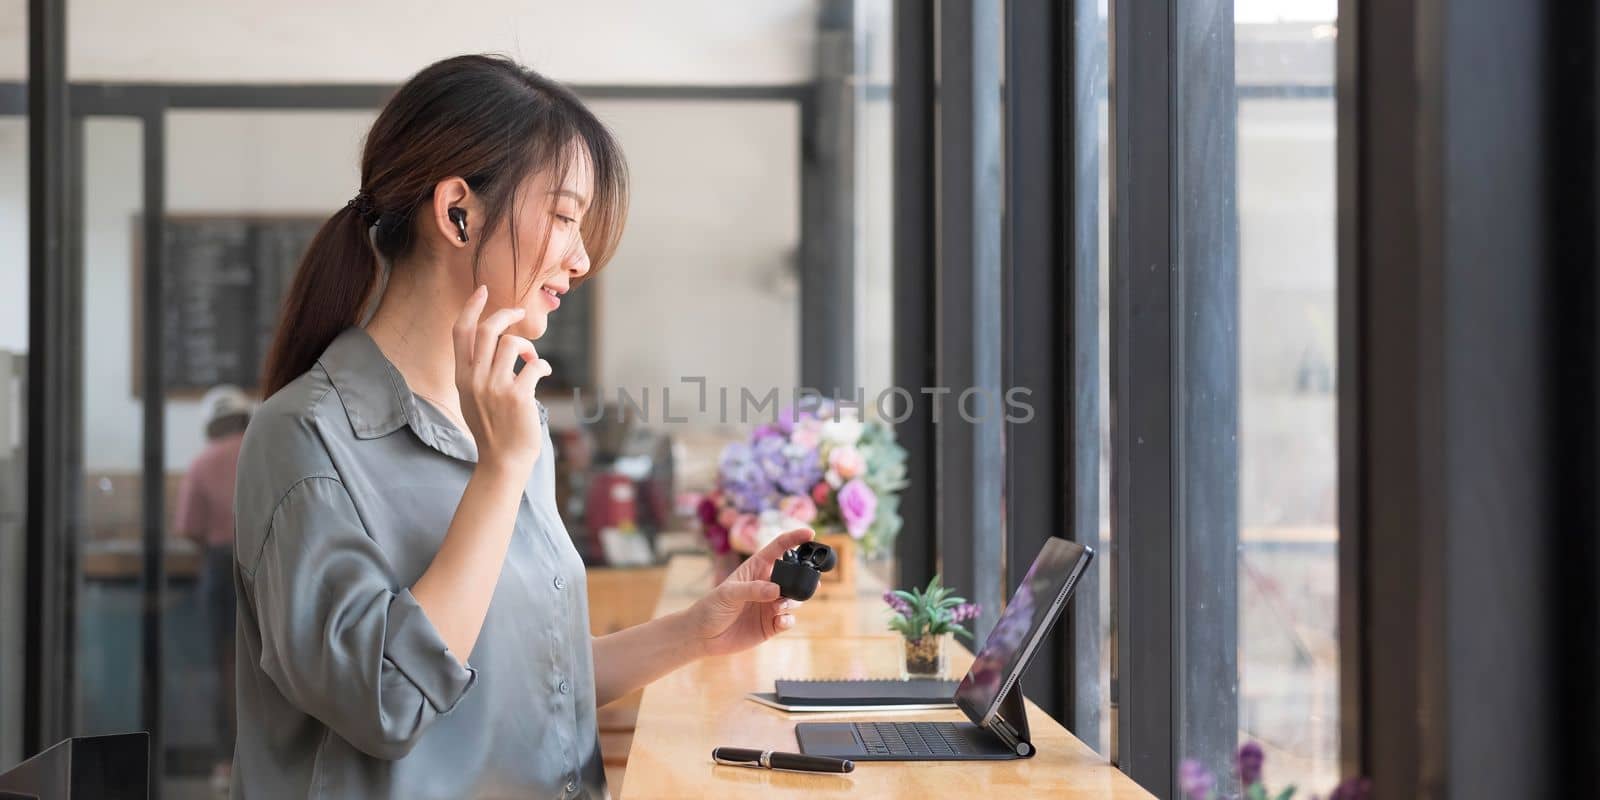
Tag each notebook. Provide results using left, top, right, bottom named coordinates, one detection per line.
left=774, top=678, right=959, bottom=706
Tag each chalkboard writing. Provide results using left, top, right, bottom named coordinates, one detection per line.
left=136, top=215, right=596, bottom=395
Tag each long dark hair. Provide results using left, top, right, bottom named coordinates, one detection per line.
left=261, top=54, right=629, bottom=396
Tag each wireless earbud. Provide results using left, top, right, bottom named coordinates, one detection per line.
left=448, top=207, right=469, bottom=242
left=769, top=541, right=837, bottom=601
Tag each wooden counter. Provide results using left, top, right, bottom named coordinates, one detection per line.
left=616, top=554, right=1152, bottom=799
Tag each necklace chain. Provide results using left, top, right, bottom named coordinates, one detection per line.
left=411, top=387, right=471, bottom=434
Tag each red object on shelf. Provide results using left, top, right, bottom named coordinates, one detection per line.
left=584, top=472, right=637, bottom=559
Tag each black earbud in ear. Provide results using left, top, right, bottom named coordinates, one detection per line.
left=448, top=207, right=469, bottom=243
left=769, top=541, right=836, bottom=601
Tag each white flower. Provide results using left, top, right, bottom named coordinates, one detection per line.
left=819, top=409, right=864, bottom=446
left=756, top=510, right=807, bottom=550
left=825, top=469, right=843, bottom=489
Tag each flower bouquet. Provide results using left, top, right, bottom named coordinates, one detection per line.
left=697, top=399, right=908, bottom=561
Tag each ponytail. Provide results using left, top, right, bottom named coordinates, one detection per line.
left=260, top=206, right=380, bottom=396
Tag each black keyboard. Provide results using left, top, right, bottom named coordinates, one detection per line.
left=854, top=721, right=978, bottom=757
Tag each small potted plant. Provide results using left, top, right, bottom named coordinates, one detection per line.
left=883, top=575, right=980, bottom=679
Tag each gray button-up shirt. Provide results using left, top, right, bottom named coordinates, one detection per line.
left=232, top=328, right=606, bottom=799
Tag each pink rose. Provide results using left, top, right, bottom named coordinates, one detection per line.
left=778, top=494, right=818, bottom=524
left=791, top=427, right=821, bottom=451
left=836, top=479, right=877, bottom=539
left=828, top=445, right=866, bottom=480
left=728, top=513, right=762, bottom=554
left=811, top=482, right=833, bottom=506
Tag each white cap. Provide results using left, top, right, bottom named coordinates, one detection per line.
left=201, top=385, right=254, bottom=427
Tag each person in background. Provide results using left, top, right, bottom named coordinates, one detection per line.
left=174, top=384, right=252, bottom=794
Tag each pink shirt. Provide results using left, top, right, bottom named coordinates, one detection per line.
left=174, top=431, right=245, bottom=547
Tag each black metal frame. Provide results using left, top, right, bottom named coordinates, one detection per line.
left=137, top=101, right=166, bottom=797
left=1107, top=0, right=1175, bottom=788
left=1108, top=0, right=1239, bottom=793
left=801, top=0, right=857, bottom=396
left=891, top=0, right=938, bottom=592
left=24, top=0, right=75, bottom=763
left=1337, top=0, right=1599, bottom=794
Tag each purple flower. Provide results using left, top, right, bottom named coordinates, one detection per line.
left=883, top=590, right=912, bottom=617
left=1236, top=741, right=1264, bottom=787
left=754, top=435, right=824, bottom=497
left=1178, top=758, right=1215, bottom=800
left=775, top=397, right=834, bottom=434
left=719, top=442, right=773, bottom=513
left=1326, top=778, right=1373, bottom=800
left=752, top=423, right=784, bottom=441
left=836, top=479, right=878, bottom=538
left=950, top=603, right=981, bottom=623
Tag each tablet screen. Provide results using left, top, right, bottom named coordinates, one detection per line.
left=954, top=537, right=1093, bottom=726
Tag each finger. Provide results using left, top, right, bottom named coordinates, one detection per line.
left=774, top=613, right=795, bottom=632
left=513, top=354, right=553, bottom=397
left=490, top=335, right=537, bottom=387
left=752, top=527, right=816, bottom=564
left=473, top=307, right=527, bottom=379
left=721, top=580, right=781, bottom=605
left=452, top=286, right=489, bottom=382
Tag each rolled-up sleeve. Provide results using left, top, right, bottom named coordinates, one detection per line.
left=242, top=475, right=477, bottom=760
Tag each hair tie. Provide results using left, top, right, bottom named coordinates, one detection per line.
left=346, top=190, right=379, bottom=225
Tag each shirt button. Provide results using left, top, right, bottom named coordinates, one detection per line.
left=558, top=680, right=570, bottom=695
left=553, top=576, right=566, bottom=590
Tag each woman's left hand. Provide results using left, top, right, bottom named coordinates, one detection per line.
left=686, top=528, right=815, bottom=658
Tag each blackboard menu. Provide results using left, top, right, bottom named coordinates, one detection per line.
left=137, top=216, right=322, bottom=395
left=138, top=216, right=595, bottom=395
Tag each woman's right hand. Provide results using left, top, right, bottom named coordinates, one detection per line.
left=452, top=285, right=551, bottom=472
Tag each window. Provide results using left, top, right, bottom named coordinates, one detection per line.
left=1234, top=3, right=1339, bottom=791
left=0, top=0, right=27, bottom=768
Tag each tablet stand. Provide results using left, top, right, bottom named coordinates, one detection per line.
left=983, top=678, right=1034, bottom=757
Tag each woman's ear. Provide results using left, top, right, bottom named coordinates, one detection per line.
left=430, top=177, right=474, bottom=249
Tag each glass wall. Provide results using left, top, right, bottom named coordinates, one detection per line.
left=0, top=0, right=28, bottom=771
left=1234, top=1, right=1339, bottom=791
left=75, top=117, right=148, bottom=742
left=46, top=2, right=835, bottom=795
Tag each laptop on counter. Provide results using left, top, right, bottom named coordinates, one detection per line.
left=795, top=537, right=1094, bottom=761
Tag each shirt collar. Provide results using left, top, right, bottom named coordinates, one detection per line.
left=318, top=327, right=480, bottom=462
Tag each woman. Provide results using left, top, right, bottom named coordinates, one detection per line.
left=235, top=54, right=808, bottom=799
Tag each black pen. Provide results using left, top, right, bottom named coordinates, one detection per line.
left=711, top=746, right=855, bottom=774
